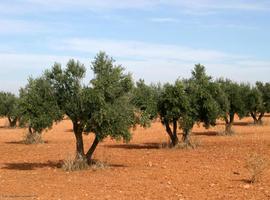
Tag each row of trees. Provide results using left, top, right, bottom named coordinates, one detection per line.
left=132, top=67, right=270, bottom=146
left=1, top=52, right=270, bottom=164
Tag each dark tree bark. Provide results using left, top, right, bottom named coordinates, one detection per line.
left=73, top=121, right=85, bottom=159
left=250, top=112, right=264, bottom=125
left=251, top=112, right=258, bottom=124
left=165, top=120, right=179, bottom=147
left=86, top=136, right=100, bottom=164
left=172, top=119, right=179, bottom=146
left=182, top=129, right=191, bottom=145
left=8, top=117, right=17, bottom=127
left=28, top=126, right=33, bottom=134
left=225, top=123, right=233, bottom=134
left=257, top=112, right=264, bottom=125
left=225, top=113, right=234, bottom=135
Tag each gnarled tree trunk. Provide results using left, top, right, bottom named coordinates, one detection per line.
left=165, top=120, right=179, bottom=147
left=86, top=135, right=100, bottom=164
left=8, top=117, right=17, bottom=127
left=73, top=121, right=85, bottom=160
left=257, top=113, right=264, bottom=125
left=250, top=112, right=264, bottom=125
left=182, top=129, right=191, bottom=145
left=225, top=113, right=234, bottom=135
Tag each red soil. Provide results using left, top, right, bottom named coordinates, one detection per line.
left=0, top=116, right=270, bottom=200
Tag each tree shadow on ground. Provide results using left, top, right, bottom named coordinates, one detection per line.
left=2, top=160, right=127, bottom=171
left=193, top=131, right=220, bottom=136
left=216, top=122, right=251, bottom=126
left=107, top=164, right=126, bottom=168
left=232, top=178, right=252, bottom=184
left=233, top=122, right=251, bottom=126
left=216, top=122, right=225, bottom=126
left=105, top=143, right=162, bottom=150
left=5, top=140, right=48, bottom=145
left=0, top=125, right=17, bottom=129
left=2, top=160, right=62, bottom=170
left=90, top=159, right=126, bottom=168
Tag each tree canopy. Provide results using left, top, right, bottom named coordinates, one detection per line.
left=0, top=91, right=19, bottom=127
left=131, top=79, right=160, bottom=126
left=250, top=82, right=270, bottom=124
left=158, top=64, right=221, bottom=146
left=217, top=79, right=249, bottom=134
left=45, top=52, right=140, bottom=163
left=19, top=77, right=62, bottom=136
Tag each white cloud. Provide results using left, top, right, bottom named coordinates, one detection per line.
left=0, top=53, right=73, bottom=70
left=0, top=53, right=90, bottom=94
left=57, top=38, right=232, bottom=63
left=1, top=37, right=269, bottom=94
left=0, top=19, right=45, bottom=34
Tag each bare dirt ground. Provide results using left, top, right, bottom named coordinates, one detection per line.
left=0, top=116, right=270, bottom=200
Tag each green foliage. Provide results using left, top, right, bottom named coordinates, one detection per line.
left=87, top=52, right=136, bottom=142
left=158, top=80, right=189, bottom=125
left=186, top=64, right=220, bottom=129
left=247, top=87, right=263, bottom=112
left=256, top=82, right=270, bottom=113
left=245, top=81, right=270, bottom=124
left=44, top=60, right=88, bottom=124
left=131, top=79, right=160, bottom=125
left=217, top=79, right=248, bottom=118
left=246, top=86, right=264, bottom=123
left=216, top=79, right=250, bottom=133
left=19, top=77, right=62, bottom=134
left=158, top=80, right=191, bottom=146
left=44, top=59, right=95, bottom=158
left=0, top=91, right=19, bottom=127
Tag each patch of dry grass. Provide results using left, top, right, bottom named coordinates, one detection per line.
left=245, top=153, right=269, bottom=183
left=23, top=132, right=44, bottom=144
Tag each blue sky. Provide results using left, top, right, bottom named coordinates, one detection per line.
left=0, top=0, right=270, bottom=94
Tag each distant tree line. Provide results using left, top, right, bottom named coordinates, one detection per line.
left=0, top=52, right=270, bottom=164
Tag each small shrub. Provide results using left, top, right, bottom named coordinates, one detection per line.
left=62, top=155, right=108, bottom=171
left=174, top=137, right=201, bottom=149
left=89, top=160, right=108, bottom=171
left=218, top=128, right=235, bottom=136
left=23, top=132, right=44, bottom=144
left=157, top=136, right=201, bottom=149
left=245, top=153, right=269, bottom=183
left=62, top=155, right=89, bottom=171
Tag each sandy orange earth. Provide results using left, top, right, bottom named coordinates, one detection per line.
left=0, top=116, right=270, bottom=200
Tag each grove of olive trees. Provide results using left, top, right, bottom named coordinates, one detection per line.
left=0, top=52, right=269, bottom=166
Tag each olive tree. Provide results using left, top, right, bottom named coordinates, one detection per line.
left=45, top=60, right=90, bottom=158
left=251, top=82, right=270, bottom=124
left=131, top=79, right=160, bottom=125
left=158, top=64, right=221, bottom=146
left=246, top=86, right=264, bottom=124
left=158, top=80, right=190, bottom=146
left=217, top=79, right=249, bottom=134
left=0, top=91, right=19, bottom=127
left=45, top=52, right=138, bottom=163
left=182, top=64, right=221, bottom=143
left=19, top=77, right=62, bottom=143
